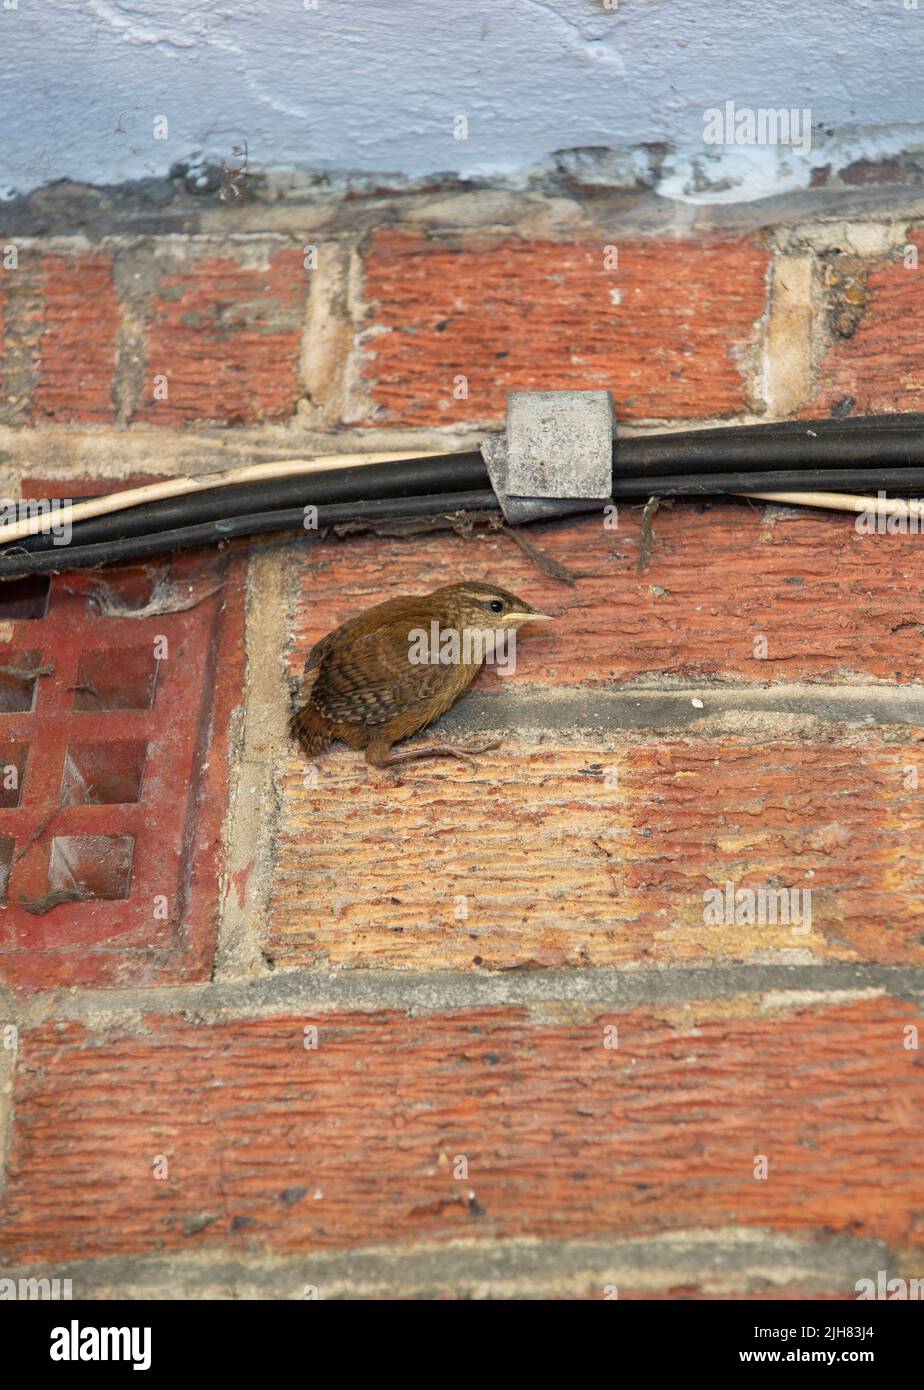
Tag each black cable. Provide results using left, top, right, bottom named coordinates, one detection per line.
left=13, top=414, right=924, bottom=555
left=4, top=461, right=921, bottom=577
left=14, top=441, right=924, bottom=557
left=11, top=453, right=489, bottom=553
left=617, top=420, right=924, bottom=475
left=0, top=491, right=502, bottom=577
left=6, top=414, right=924, bottom=569
left=610, top=466, right=924, bottom=498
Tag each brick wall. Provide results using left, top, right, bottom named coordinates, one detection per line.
left=1, top=195, right=922, bottom=434
left=1, top=181, right=923, bottom=1299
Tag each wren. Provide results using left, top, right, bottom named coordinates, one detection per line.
left=291, top=581, right=553, bottom=768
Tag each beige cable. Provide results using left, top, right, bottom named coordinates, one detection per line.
left=732, top=489, right=924, bottom=522
left=0, top=449, right=447, bottom=547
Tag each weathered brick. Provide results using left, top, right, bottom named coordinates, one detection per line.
left=0, top=253, right=41, bottom=426
left=608, top=1290, right=854, bottom=1301
left=269, top=736, right=924, bottom=971
left=1, top=998, right=921, bottom=1262
left=551, top=1287, right=856, bottom=1300
left=354, top=231, right=769, bottom=425
left=31, top=254, right=120, bottom=424
left=291, top=504, right=924, bottom=686
left=806, top=231, right=924, bottom=415
left=133, top=250, right=307, bottom=425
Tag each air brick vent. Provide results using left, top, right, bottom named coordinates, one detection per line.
left=0, top=510, right=246, bottom=989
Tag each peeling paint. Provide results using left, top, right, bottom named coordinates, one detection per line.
left=3, top=3, right=924, bottom=201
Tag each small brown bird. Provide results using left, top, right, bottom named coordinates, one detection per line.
left=291, top=581, right=552, bottom=768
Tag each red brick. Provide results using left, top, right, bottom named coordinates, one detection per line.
left=270, top=736, right=924, bottom=971
left=291, top=503, right=924, bottom=685
left=806, top=231, right=924, bottom=414
left=622, top=739, right=924, bottom=964
left=134, top=250, right=307, bottom=425
left=355, top=231, right=769, bottom=425
left=1, top=998, right=921, bottom=1261
left=31, top=253, right=119, bottom=424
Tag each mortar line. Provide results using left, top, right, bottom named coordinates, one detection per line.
left=0, top=1229, right=896, bottom=1299
left=298, top=238, right=354, bottom=428
left=759, top=251, right=815, bottom=418
left=0, top=1022, right=17, bottom=1196
left=213, top=542, right=297, bottom=980
left=435, top=683, right=924, bottom=735
left=1, top=963, right=922, bottom=1033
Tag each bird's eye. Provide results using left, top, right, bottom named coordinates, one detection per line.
left=488, top=599, right=504, bottom=613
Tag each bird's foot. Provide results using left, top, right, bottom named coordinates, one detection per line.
left=455, top=739, right=502, bottom=759
left=367, top=739, right=501, bottom=769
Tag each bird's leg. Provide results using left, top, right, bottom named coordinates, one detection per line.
left=366, top=738, right=501, bottom=768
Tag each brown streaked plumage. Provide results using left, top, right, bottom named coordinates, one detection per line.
left=290, top=581, right=553, bottom=768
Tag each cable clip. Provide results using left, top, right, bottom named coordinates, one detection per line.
left=481, top=389, right=615, bottom=524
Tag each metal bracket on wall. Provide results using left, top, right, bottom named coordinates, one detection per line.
left=481, top=389, right=616, bottom=525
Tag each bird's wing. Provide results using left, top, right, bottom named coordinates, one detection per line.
left=312, top=623, right=454, bottom=727
left=304, top=598, right=415, bottom=674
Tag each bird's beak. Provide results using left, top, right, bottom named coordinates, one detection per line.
left=514, top=610, right=555, bottom=622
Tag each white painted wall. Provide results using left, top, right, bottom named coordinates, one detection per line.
left=2, top=0, right=923, bottom=202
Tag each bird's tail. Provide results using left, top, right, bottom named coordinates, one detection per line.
left=290, top=701, right=332, bottom=757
